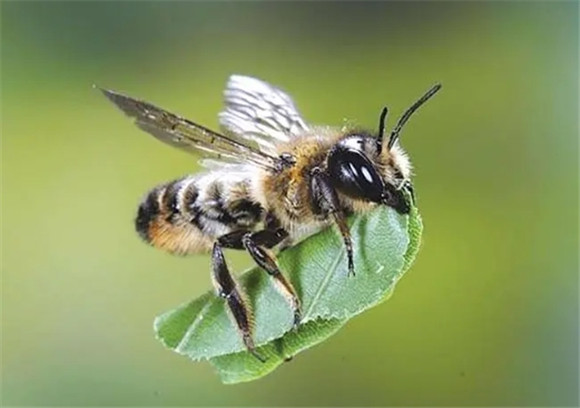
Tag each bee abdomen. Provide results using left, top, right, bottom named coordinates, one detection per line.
left=134, top=177, right=209, bottom=254
left=135, top=173, right=264, bottom=255
left=135, top=185, right=163, bottom=243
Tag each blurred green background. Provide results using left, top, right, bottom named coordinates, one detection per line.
left=2, top=1, right=578, bottom=406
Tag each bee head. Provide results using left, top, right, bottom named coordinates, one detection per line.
left=326, top=83, right=441, bottom=214
left=327, top=134, right=411, bottom=214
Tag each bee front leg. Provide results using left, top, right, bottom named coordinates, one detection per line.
left=310, top=167, right=355, bottom=277
left=211, top=242, right=266, bottom=362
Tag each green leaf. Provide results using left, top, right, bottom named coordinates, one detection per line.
left=210, top=318, right=347, bottom=384
left=154, top=205, right=423, bottom=383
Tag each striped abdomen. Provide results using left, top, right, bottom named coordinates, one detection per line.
left=135, top=170, right=264, bottom=254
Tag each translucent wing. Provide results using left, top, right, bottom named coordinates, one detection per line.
left=219, top=75, right=310, bottom=155
left=99, top=87, right=278, bottom=171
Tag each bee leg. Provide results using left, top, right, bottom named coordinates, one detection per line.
left=242, top=231, right=302, bottom=329
left=211, top=242, right=266, bottom=362
left=331, top=212, right=355, bottom=277
left=218, top=228, right=302, bottom=329
left=310, top=168, right=355, bottom=277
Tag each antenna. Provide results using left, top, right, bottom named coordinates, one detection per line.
left=375, top=106, right=388, bottom=154
left=387, top=83, right=442, bottom=150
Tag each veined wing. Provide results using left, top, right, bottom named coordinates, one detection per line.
left=99, top=87, right=279, bottom=171
left=219, top=75, right=310, bottom=155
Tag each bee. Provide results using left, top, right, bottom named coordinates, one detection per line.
left=99, top=75, right=441, bottom=361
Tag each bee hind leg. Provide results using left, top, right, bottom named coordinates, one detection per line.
left=211, top=242, right=266, bottom=362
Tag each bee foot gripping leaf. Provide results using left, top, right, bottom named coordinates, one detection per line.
left=154, top=205, right=423, bottom=383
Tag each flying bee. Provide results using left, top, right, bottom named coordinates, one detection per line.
left=99, top=75, right=441, bottom=361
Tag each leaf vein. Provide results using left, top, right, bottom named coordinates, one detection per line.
left=303, top=248, right=345, bottom=321
left=175, top=299, right=215, bottom=353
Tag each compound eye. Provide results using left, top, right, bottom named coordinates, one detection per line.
left=327, top=148, right=384, bottom=202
